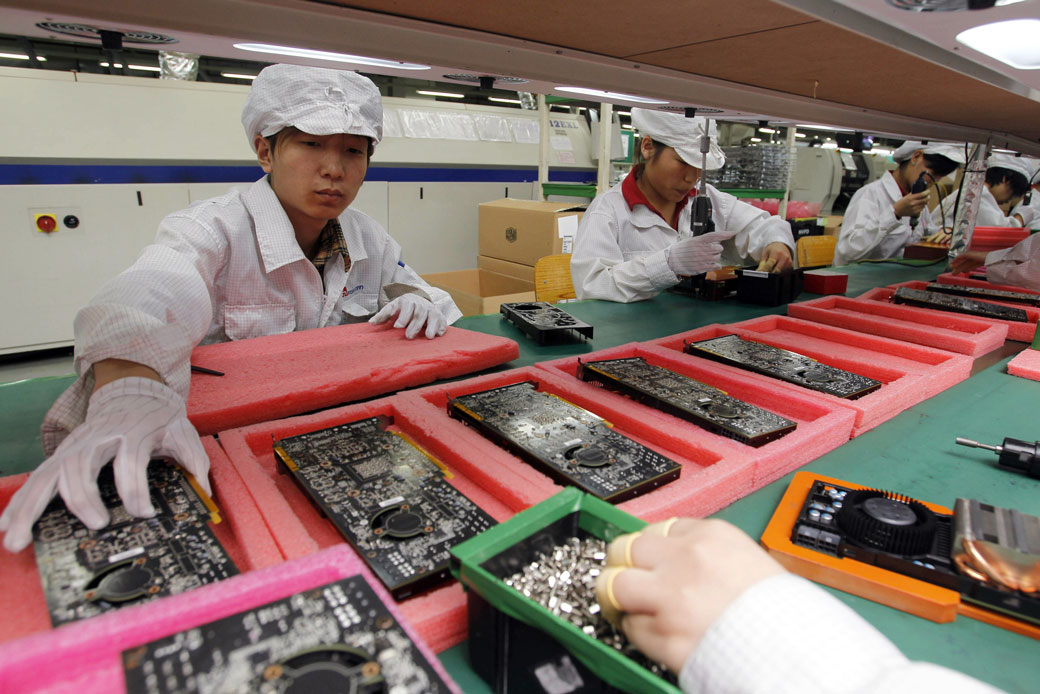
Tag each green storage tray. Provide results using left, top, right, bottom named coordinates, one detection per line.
left=450, top=488, right=680, bottom=694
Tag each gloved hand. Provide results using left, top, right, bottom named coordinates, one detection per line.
left=369, top=294, right=447, bottom=339
left=666, top=230, right=737, bottom=276
left=0, top=377, right=210, bottom=553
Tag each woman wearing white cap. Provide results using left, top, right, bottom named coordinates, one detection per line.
left=930, top=152, right=1034, bottom=230
left=571, top=108, right=795, bottom=303
left=833, top=141, right=964, bottom=266
left=0, top=64, right=461, bottom=553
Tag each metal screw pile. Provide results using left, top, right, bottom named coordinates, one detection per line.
left=503, top=536, right=675, bottom=683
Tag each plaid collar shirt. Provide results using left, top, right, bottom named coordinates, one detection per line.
left=310, top=218, right=352, bottom=280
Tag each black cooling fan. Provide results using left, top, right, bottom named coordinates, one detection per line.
left=836, top=489, right=937, bottom=556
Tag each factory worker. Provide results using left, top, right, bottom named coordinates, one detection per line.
left=949, top=233, right=1040, bottom=291
left=571, top=109, right=795, bottom=303
left=1009, top=157, right=1040, bottom=229
left=930, top=152, right=1034, bottom=230
left=0, top=64, right=461, bottom=552
left=832, top=140, right=964, bottom=266
left=596, top=517, right=1000, bottom=694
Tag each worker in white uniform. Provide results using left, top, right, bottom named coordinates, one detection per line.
left=570, top=109, right=795, bottom=303
left=594, top=517, right=1000, bottom=693
left=930, top=152, right=1034, bottom=230
left=1009, top=157, right=1040, bottom=229
left=0, top=64, right=461, bottom=553
left=833, top=141, right=964, bottom=266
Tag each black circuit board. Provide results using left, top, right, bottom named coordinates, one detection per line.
left=122, top=574, right=452, bottom=694
left=683, top=334, right=882, bottom=399
left=891, top=287, right=1028, bottom=322
left=274, top=416, right=496, bottom=600
left=790, top=480, right=1040, bottom=627
left=447, top=381, right=681, bottom=503
left=32, top=461, right=237, bottom=627
left=925, top=282, right=1040, bottom=307
left=500, top=302, right=593, bottom=345
left=576, top=357, right=797, bottom=447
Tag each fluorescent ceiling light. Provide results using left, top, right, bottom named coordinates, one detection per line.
left=488, top=96, right=521, bottom=104
left=795, top=132, right=807, bottom=138
left=99, top=62, right=124, bottom=68
left=821, top=142, right=838, bottom=149
left=616, top=110, right=632, bottom=117
left=127, top=64, right=160, bottom=72
left=838, top=147, right=854, bottom=153
left=0, top=52, right=45, bottom=61
left=796, top=123, right=855, bottom=133
left=750, top=137, right=762, bottom=142
left=416, top=90, right=464, bottom=98
left=554, top=86, right=668, bottom=105
left=621, top=124, right=633, bottom=130
left=222, top=72, right=257, bottom=80
left=991, top=147, right=1019, bottom=154
left=234, top=42, right=431, bottom=70
left=957, top=20, right=1040, bottom=69
left=758, top=127, right=776, bottom=134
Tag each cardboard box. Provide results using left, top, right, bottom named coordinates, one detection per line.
left=823, top=215, right=843, bottom=236
left=477, top=254, right=535, bottom=282
left=423, top=269, right=535, bottom=316
left=479, top=199, right=584, bottom=266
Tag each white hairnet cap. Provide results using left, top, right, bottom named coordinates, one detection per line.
left=630, top=108, right=725, bottom=170
left=891, top=140, right=966, bottom=165
left=988, top=152, right=1034, bottom=181
left=242, top=64, right=382, bottom=152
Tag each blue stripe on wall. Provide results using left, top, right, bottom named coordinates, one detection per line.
left=0, top=164, right=595, bottom=186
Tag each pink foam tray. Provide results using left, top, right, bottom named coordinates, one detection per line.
left=648, top=318, right=969, bottom=437
left=534, top=342, right=855, bottom=490
left=1008, top=349, right=1040, bottom=382
left=787, top=295, right=1008, bottom=357
left=935, top=272, right=1040, bottom=297
left=399, top=365, right=763, bottom=521
left=858, top=281, right=1040, bottom=342
left=187, top=322, right=518, bottom=435
left=216, top=395, right=516, bottom=653
left=0, top=438, right=284, bottom=646
left=0, top=545, right=459, bottom=694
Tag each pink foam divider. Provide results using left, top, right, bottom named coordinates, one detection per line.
left=859, top=281, right=1040, bottom=342
left=787, top=295, right=1008, bottom=357
left=187, top=322, right=519, bottom=435
left=1008, top=349, right=1040, bottom=381
left=0, top=545, right=460, bottom=694
left=649, top=323, right=933, bottom=437
left=726, top=315, right=972, bottom=394
left=216, top=395, right=516, bottom=653
left=0, top=439, right=283, bottom=646
left=398, top=366, right=759, bottom=520
left=968, top=226, right=1029, bottom=254
left=534, top=342, right=855, bottom=490
left=935, top=272, right=1040, bottom=297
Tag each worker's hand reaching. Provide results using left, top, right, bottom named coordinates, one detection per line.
left=893, top=191, right=930, bottom=219
left=757, top=242, right=794, bottom=273
left=369, top=294, right=447, bottom=339
left=0, top=378, right=210, bottom=553
left=594, top=517, right=785, bottom=674
left=923, top=230, right=952, bottom=245
left=950, top=250, right=989, bottom=275
left=666, top=230, right=738, bottom=277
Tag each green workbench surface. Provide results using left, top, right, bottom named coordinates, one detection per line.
left=3, top=259, right=1037, bottom=692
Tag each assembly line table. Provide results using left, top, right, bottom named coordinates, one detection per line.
left=1, top=261, right=1036, bottom=693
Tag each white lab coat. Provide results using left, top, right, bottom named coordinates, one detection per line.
left=570, top=182, right=794, bottom=303
left=1011, top=191, right=1040, bottom=229
left=41, top=177, right=461, bottom=452
left=984, top=233, right=1040, bottom=291
left=833, top=172, right=925, bottom=266
left=931, top=185, right=1023, bottom=229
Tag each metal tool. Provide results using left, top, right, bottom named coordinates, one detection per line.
left=956, top=436, right=1040, bottom=478
left=690, top=132, right=715, bottom=237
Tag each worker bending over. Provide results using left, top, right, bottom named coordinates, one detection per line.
left=931, top=152, right=1034, bottom=230
left=0, top=64, right=461, bottom=552
left=833, top=141, right=963, bottom=266
left=571, top=109, right=795, bottom=303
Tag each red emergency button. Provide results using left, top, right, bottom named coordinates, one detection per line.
left=35, top=214, right=58, bottom=233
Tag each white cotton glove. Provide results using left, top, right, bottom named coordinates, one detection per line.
left=0, top=377, right=210, bottom=553
left=369, top=294, right=448, bottom=339
left=665, top=230, right=737, bottom=276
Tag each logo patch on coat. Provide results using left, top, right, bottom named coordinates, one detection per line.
left=343, top=284, right=364, bottom=297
